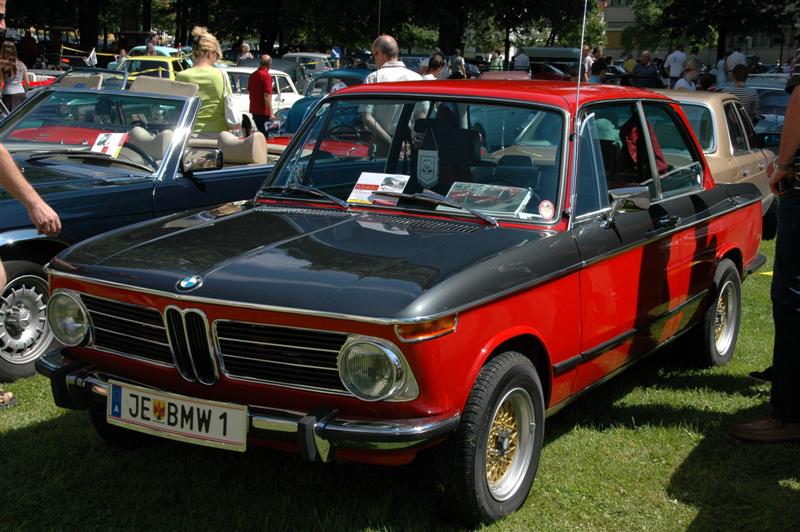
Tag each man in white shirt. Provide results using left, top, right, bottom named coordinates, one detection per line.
left=726, top=47, right=747, bottom=80
left=665, top=44, right=687, bottom=88
left=361, top=35, right=422, bottom=152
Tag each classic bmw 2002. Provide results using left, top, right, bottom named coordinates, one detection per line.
left=0, top=78, right=276, bottom=379
left=38, top=81, right=764, bottom=524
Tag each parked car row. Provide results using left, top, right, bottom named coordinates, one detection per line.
left=0, top=76, right=764, bottom=525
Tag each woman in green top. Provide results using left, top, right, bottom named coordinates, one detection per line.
left=176, top=26, right=230, bottom=136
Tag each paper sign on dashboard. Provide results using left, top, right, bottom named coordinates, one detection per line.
left=347, top=172, right=410, bottom=206
left=91, top=132, right=128, bottom=159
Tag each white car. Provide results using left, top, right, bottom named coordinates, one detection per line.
left=225, top=67, right=303, bottom=126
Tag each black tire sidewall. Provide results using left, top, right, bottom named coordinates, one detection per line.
left=703, top=259, right=741, bottom=366
left=0, top=260, right=49, bottom=381
left=456, top=352, right=545, bottom=524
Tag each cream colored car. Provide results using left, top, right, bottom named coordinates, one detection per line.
left=657, top=90, right=777, bottom=238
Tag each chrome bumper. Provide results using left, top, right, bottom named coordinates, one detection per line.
left=36, top=351, right=459, bottom=462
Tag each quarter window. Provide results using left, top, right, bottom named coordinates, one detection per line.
left=724, top=102, right=749, bottom=154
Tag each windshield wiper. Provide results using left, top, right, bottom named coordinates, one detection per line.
left=259, top=183, right=348, bottom=208
left=371, top=189, right=499, bottom=227
left=26, top=150, right=155, bottom=174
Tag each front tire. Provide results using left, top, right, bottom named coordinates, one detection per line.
left=0, top=261, right=55, bottom=381
left=437, top=351, right=545, bottom=526
left=695, top=258, right=741, bottom=367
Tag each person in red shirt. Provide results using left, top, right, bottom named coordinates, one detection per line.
left=247, top=54, right=273, bottom=135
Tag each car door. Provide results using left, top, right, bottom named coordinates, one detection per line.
left=570, top=101, right=690, bottom=393
left=723, top=100, right=769, bottom=204
left=732, top=100, right=773, bottom=212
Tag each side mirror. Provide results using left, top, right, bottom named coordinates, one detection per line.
left=181, top=147, right=223, bottom=174
left=602, top=186, right=651, bottom=228
left=753, top=132, right=781, bottom=149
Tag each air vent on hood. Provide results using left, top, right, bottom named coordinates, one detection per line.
left=256, top=205, right=351, bottom=217
left=357, top=214, right=481, bottom=233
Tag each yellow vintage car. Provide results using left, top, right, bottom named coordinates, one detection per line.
left=116, top=55, right=192, bottom=81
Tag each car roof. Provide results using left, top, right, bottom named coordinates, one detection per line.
left=654, top=89, right=737, bottom=105
left=312, top=68, right=372, bottom=79
left=284, top=52, right=329, bottom=58
left=129, top=45, right=181, bottom=55
left=223, top=66, right=290, bottom=76
left=336, top=80, right=671, bottom=112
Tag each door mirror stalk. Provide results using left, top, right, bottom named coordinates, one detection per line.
left=602, top=186, right=651, bottom=228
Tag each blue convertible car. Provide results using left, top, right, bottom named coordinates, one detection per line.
left=0, top=78, right=274, bottom=379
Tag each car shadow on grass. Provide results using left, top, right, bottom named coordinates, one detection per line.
left=541, top=346, right=800, bottom=530
left=0, top=405, right=466, bottom=531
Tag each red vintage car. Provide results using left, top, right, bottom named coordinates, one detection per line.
left=38, top=80, right=764, bottom=525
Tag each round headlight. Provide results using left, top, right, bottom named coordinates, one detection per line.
left=338, top=338, right=405, bottom=402
left=47, top=291, right=90, bottom=346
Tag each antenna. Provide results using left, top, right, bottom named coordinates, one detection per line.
left=568, top=0, right=590, bottom=226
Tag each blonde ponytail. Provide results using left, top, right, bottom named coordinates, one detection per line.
left=190, top=26, right=222, bottom=61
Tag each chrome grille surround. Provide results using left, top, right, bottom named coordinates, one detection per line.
left=81, top=294, right=173, bottom=367
left=163, top=305, right=218, bottom=385
left=213, top=319, right=351, bottom=395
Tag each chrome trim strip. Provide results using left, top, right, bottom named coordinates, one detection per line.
left=219, top=371, right=352, bottom=396
left=88, top=308, right=166, bottom=329
left=181, top=308, right=219, bottom=386
left=93, top=326, right=171, bottom=348
left=221, top=353, right=338, bottom=372
left=163, top=305, right=197, bottom=383
left=216, top=336, right=341, bottom=354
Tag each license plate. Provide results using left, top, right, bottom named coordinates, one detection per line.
left=106, top=380, right=248, bottom=452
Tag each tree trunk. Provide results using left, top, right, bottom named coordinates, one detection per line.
left=437, top=9, right=466, bottom=54
left=142, top=0, right=152, bottom=33
left=78, top=0, right=101, bottom=51
left=716, top=26, right=728, bottom=60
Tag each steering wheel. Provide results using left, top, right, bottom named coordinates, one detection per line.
left=119, top=142, right=158, bottom=171
left=326, top=125, right=362, bottom=142
left=130, top=120, right=148, bottom=129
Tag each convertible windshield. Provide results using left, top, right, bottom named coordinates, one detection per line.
left=0, top=90, right=186, bottom=172
left=266, top=97, right=565, bottom=220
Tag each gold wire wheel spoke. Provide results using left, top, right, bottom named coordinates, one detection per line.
left=486, top=402, right=520, bottom=486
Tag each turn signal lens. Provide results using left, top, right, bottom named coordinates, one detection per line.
left=395, top=315, right=457, bottom=343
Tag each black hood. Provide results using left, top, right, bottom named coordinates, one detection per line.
left=54, top=203, right=579, bottom=320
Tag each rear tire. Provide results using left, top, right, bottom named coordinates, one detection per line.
left=435, top=351, right=545, bottom=526
left=0, top=261, right=55, bottom=381
left=694, top=258, right=741, bottom=367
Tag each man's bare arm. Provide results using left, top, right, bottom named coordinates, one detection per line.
left=0, top=143, right=61, bottom=235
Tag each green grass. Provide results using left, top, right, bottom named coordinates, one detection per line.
left=2, top=240, right=799, bottom=531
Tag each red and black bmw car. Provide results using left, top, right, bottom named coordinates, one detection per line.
left=38, top=81, right=764, bottom=524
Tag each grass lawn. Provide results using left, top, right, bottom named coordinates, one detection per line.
left=2, top=240, right=799, bottom=531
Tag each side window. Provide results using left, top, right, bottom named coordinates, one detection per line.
left=278, top=77, right=292, bottom=94
left=642, top=103, right=704, bottom=198
left=575, top=102, right=655, bottom=216
left=310, top=77, right=329, bottom=96
left=724, top=102, right=748, bottom=154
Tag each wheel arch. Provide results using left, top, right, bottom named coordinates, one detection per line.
left=474, top=328, right=552, bottom=409
left=0, top=237, right=70, bottom=267
left=716, top=245, right=743, bottom=277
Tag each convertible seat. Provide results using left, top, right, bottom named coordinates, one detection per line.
left=59, top=75, right=102, bottom=89
left=127, top=126, right=174, bottom=163
left=218, top=131, right=267, bottom=165
left=129, top=77, right=199, bottom=98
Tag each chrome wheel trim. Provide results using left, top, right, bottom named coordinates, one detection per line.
left=0, top=274, right=53, bottom=365
left=484, top=387, right=536, bottom=502
left=714, top=280, right=737, bottom=355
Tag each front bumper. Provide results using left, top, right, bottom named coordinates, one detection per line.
left=36, top=351, right=460, bottom=462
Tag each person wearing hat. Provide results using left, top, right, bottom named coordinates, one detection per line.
left=674, top=59, right=701, bottom=91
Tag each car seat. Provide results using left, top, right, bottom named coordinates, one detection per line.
left=217, top=131, right=267, bottom=165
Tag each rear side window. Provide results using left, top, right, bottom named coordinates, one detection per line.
left=679, top=104, right=714, bottom=152
left=642, top=103, right=703, bottom=198
left=724, top=102, right=748, bottom=154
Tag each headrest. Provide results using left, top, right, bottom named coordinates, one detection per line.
left=127, top=126, right=173, bottom=162
left=129, top=77, right=199, bottom=97
left=218, top=131, right=267, bottom=165
left=59, top=75, right=103, bottom=89
left=418, top=126, right=481, bottom=165
left=497, top=155, right=534, bottom=167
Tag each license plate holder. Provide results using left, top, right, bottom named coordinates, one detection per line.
left=106, top=380, right=248, bottom=452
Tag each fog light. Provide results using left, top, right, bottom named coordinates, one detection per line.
left=338, top=338, right=405, bottom=401
left=47, top=291, right=90, bottom=346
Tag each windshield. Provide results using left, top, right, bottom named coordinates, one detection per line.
left=0, top=90, right=187, bottom=172
left=121, top=59, right=172, bottom=78
left=265, top=97, right=565, bottom=221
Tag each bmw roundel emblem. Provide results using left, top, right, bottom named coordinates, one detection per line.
left=177, top=275, right=203, bottom=291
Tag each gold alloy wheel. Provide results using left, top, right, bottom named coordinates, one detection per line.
left=484, top=387, right=535, bottom=502
left=714, top=280, right=737, bottom=354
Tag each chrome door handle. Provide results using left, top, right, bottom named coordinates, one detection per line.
left=740, top=169, right=750, bottom=177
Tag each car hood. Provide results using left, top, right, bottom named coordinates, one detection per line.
left=53, top=202, right=578, bottom=320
